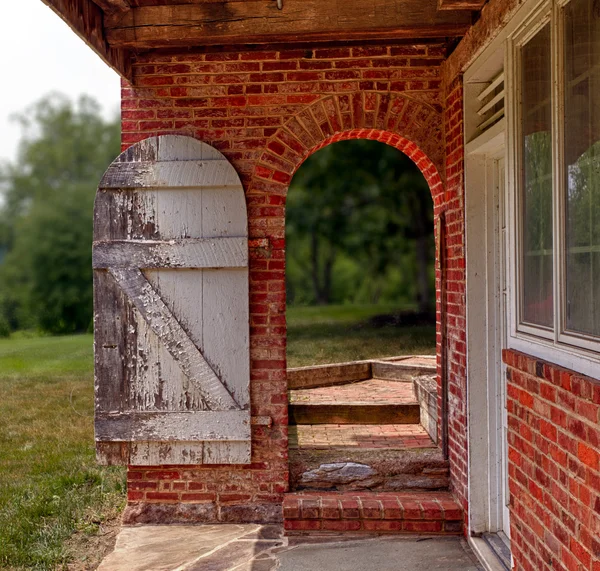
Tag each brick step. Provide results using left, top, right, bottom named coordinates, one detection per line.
left=289, top=378, right=421, bottom=425
left=289, top=402, right=420, bottom=425
left=289, top=425, right=448, bottom=491
left=283, top=491, right=463, bottom=535
left=287, top=356, right=436, bottom=391
left=289, top=377, right=418, bottom=406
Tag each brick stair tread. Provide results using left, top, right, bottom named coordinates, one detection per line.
left=283, top=491, right=463, bottom=535
left=289, top=378, right=416, bottom=406
left=289, top=424, right=436, bottom=450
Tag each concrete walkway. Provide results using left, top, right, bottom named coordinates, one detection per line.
left=97, top=524, right=484, bottom=571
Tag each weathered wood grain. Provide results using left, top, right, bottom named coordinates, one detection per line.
left=96, top=410, right=250, bottom=441
left=104, top=0, right=472, bottom=49
left=92, top=0, right=130, bottom=14
left=109, top=267, right=240, bottom=411
left=100, top=160, right=243, bottom=190
left=202, top=269, right=250, bottom=408
left=129, top=441, right=204, bottom=465
left=41, top=0, right=132, bottom=79
left=94, top=136, right=251, bottom=465
left=93, top=237, right=248, bottom=269
left=94, top=270, right=137, bottom=413
left=96, top=442, right=130, bottom=465
left=438, top=0, right=485, bottom=9
left=203, top=441, right=250, bottom=464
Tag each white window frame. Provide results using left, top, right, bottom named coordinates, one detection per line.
left=506, top=0, right=600, bottom=378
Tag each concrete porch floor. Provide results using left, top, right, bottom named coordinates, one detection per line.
left=97, top=524, right=484, bottom=571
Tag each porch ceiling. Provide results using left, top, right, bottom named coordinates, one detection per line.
left=42, top=0, right=485, bottom=81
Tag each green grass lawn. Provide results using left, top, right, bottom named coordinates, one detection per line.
left=286, top=304, right=436, bottom=367
left=0, top=305, right=434, bottom=569
left=0, top=334, right=125, bottom=570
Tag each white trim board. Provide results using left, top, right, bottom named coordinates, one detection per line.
left=469, top=537, right=510, bottom=571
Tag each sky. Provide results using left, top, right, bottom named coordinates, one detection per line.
left=0, top=0, right=120, bottom=163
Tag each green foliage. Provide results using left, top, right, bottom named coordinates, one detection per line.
left=0, top=93, right=120, bottom=334
left=0, top=334, right=125, bottom=569
left=286, top=139, right=434, bottom=311
left=286, top=304, right=435, bottom=367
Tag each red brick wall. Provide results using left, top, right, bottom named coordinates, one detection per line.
left=118, top=43, right=467, bottom=523
left=442, top=76, right=468, bottom=520
left=504, top=350, right=600, bottom=571
left=442, top=0, right=600, bottom=567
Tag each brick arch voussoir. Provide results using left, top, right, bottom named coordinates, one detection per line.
left=250, top=93, right=444, bottom=202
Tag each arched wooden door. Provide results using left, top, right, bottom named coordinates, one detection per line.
left=93, top=135, right=250, bottom=466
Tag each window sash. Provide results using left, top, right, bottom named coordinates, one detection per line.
left=509, top=0, right=600, bottom=359
left=513, top=8, right=554, bottom=341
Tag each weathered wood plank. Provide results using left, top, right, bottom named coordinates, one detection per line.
left=99, top=160, right=243, bottom=190
left=144, top=269, right=205, bottom=363
left=130, top=304, right=207, bottom=411
left=94, top=270, right=137, bottom=414
left=95, top=411, right=250, bottom=441
left=202, top=269, right=250, bottom=408
left=96, top=442, right=130, bottom=465
left=202, top=188, right=248, bottom=238
left=94, top=137, right=251, bottom=465
left=91, top=0, right=130, bottom=14
left=41, top=0, right=132, bottom=79
left=129, top=441, right=204, bottom=465
left=203, top=441, right=250, bottom=464
left=93, top=237, right=248, bottom=269
left=438, top=0, right=485, bottom=10
left=109, top=267, right=240, bottom=411
left=104, top=0, right=473, bottom=49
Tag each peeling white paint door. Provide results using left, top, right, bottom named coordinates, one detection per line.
left=93, top=135, right=250, bottom=466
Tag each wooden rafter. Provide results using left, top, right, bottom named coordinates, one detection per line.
left=41, top=0, right=132, bottom=80
left=438, top=0, right=486, bottom=9
left=104, top=0, right=473, bottom=49
left=92, top=0, right=130, bottom=14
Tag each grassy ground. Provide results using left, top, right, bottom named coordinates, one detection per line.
left=286, top=304, right=436, bottom=368
left=0, top=334, right=125, bottom=571
left=0, top=305, right=434, bottom=569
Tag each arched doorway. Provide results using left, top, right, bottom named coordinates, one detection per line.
left=284, top=135, right=445, bottom=492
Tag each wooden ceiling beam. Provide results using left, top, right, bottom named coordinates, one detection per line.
left=41, top=0, right=132, bottom=80
left=104, top=0, right=473, bottom=49
left=438, top=0, right=486, bottom=10
left=92, top=0, right=131, bottom=15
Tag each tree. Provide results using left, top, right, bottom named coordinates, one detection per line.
left=0, top=94, right=120, bottom=333
left=286, top=139, right=434, bottom=312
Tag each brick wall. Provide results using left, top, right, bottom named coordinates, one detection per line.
left=442, top=1, right=600, bottom=568
left=119, top=43, right=466, bottom=523
left=504, top=350, right=600, bottom=571
left=442, top=75, right=468, bottom=520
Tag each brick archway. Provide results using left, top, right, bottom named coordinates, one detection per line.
left=249, top=92, right=444, bottom=210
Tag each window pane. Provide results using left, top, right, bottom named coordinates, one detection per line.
left=564, top=0, right=600, bottom=337
left=521, top=24, right=554, bottom=328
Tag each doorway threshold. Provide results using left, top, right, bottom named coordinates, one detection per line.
left=468, top=534, right=511, bottom=571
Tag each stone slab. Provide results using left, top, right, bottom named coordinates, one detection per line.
left=289, top=444, right=448, bottom=491
left=97, top=524, right=483, bottom=571
left=277, top=536, right=483, bottom=570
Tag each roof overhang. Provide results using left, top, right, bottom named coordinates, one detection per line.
left=42, top=0, right=486, bottom=82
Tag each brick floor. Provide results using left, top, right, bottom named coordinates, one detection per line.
left=289, top=378, right=416, bottom=405
left=289, top=424, right=435, bottom=450
left=283, top=491, right=463, bottom=535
